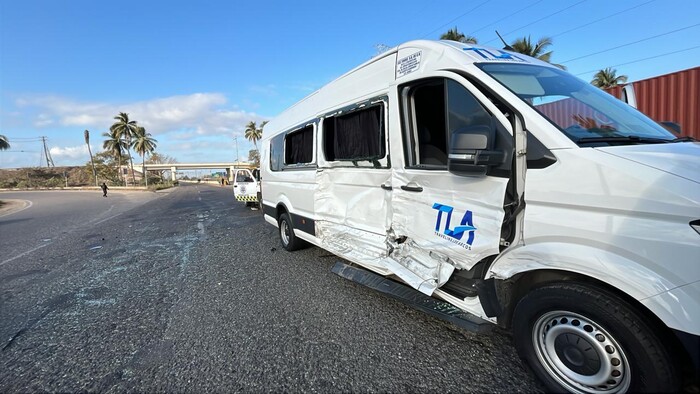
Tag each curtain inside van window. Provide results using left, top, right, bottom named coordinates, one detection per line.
left=285, top=126, right=313, bottom=164
left=333, top=106, right=383, bottom=160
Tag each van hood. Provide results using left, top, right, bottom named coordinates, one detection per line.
left=597, top=141, right=700, bottom=184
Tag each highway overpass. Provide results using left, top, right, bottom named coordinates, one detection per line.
left=137, top=162, right=255, bottom=181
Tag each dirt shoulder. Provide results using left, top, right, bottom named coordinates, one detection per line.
left=0, top=199, right=31, bottom=218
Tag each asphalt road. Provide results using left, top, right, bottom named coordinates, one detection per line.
left=0, top=183, right=541, bottom=392
left=0, top=189, right=162, bottom=267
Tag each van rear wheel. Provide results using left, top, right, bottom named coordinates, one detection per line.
left=512, top=282, right=680, bottom=393
left=278, top=213, right=303, bottom=251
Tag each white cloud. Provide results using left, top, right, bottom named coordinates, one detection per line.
left=50, top=144, right=91, bottom=161
left=15, top=93, right=268, bottom=137
left=34, top=113, right=55, bottom=127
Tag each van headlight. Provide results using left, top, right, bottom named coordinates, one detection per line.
left=692, top=220, right=700, bottom=236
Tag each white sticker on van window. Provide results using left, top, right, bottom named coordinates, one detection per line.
left=396, top=51, right=422, bottom=78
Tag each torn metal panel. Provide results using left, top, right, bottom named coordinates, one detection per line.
left=315, top=220, right=391, bottom=274
left=385, top=237, right=455, bottom=296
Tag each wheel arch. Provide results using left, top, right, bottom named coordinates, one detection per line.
left=275, top=202, right=289, bottom=220
left=493, top=268, right=694, bottom=383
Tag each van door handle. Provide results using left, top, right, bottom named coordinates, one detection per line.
left=400, top=183, right=423, bottom=192
left=380, top=183, right=392, bottom=190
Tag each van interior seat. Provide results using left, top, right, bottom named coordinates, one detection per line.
left=419, top=126, right=447, bottom=166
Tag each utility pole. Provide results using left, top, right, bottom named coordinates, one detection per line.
left=41, top=136, right=55, bottom=167
left=233, top=136, right=239, bottom=167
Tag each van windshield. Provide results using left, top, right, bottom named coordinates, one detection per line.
left=477, top=63, right=676, bottom=146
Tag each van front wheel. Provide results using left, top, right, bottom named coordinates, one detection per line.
left=512, top=282, right=680, bottom=393
left=278, top=213, right=303, bottom=251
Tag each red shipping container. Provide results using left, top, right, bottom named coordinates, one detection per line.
left=605, top=67, right=700, bottom=140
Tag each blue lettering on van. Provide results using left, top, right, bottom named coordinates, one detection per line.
left=463, top=47, right=527, bottom=63
left=432, top=203, right=476, bottom=249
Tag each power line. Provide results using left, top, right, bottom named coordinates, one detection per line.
left=5, top=137, right=44, bottom=141
left=422, top=1, right=491, bottom=39
left=574, top=45, right=700, bottom=76
left=561, top=22, right=700, bottom=64
left=551, top=0, right=656, bottom=39
left=484, top=0, right=587, bottom=44
left=468, top=0, right=545, bottom=36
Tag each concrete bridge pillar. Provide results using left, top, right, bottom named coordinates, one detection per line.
left=171, top=166, right=177, bottom=181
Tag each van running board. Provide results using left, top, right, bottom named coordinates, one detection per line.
left=331, top=262, right=493, bottom=333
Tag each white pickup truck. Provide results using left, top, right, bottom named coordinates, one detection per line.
left=232, top=168, right=261, bottom=209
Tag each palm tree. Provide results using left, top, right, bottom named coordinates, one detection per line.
left=0, top=134, right=9, bottom=150
left=244, top=121, right=267, bottom=152
left=85, top=130, right=98, bottom=186
left=510, top=36, right=565, bottom=69
left=132, top=126, right=158, bottom=186
left=110, top=112, right=139, bottom=185
left=591, top=67, right=628, bottom=89
left=440, top=27, right=478, bottom=44
left=103, top=129, right=127, bottom=185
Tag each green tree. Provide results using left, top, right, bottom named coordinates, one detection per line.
left=85, top=129, right=97, bottom=186
left=591, top=67, right=628, bottom=89
left=110, top=112, right=139, bottom=185
left=244, top=121, right=267, bottom=152
left=102, top=129, right=127, bottom=185
left=248, top=149, right=260, bottom=166
left=440, top=27, right=477, bottom=44
left=510, top=35, right=565, bottom=69
left=132, top=126, right=158, bottom=186
left=85, top=151, right=120, bottom=184
left=0, top=134, right=9, bottom=150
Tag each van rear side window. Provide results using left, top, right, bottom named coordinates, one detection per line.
left=284, top=125, right=314, bottom=165
left=323, top=105, right=385, bottom=162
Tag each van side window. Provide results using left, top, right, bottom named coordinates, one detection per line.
left=401, top=78, right=493, bottom=168
left=323, top=105, right=385, bottom=162
left=270, top=133, right=285, bottom=172
left=284, top=125, right=314, bottom=165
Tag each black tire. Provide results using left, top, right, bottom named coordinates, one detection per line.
left=512, top=282, right=680, bottom=393
left=278, top=213, right=304, bottom=251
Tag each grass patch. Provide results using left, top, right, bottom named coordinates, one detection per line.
left=147, top=181, right=178, bottom=191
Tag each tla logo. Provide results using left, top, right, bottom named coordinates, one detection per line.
left=432, top=203, right=477, bottom=250
left=462, top=47, right=527, bottom=63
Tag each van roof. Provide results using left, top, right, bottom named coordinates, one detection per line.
left=263, top=39, right=550, bottom=139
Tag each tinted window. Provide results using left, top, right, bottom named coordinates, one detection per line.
left=323, top=105, right=384, bottom=161
left=284, top=125, right=314, bottom=165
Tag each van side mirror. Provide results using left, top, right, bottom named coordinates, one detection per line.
left=448, top=125, right=504, bottom=177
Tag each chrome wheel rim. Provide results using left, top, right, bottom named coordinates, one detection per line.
left=533, top=311, right=631, bottom=393
left=280, top=219, right=290, bottom=246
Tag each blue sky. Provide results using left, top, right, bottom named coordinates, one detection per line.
left=1, top=0, right=699, bottom=168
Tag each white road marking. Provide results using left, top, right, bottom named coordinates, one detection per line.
left=0, top=242, right=52, bottom=267
left=93, top=213, right=122, bottom=226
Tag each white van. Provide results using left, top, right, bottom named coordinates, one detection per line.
left=260, top=40, right=699, bottom=392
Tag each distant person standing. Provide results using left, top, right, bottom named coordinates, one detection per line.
left=101, top=182, right=109, bottom=197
